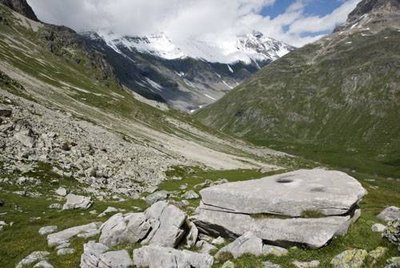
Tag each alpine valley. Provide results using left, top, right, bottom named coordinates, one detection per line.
left=0, top=0, right=399, bottom=268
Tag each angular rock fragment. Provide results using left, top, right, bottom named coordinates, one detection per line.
left=216, top=232, right=264, bottom=259
left=38, top=226, right=57, bottom=236
left=133, top=245, right=213, bottom=268
left=378, top=206, right=400, bottom=222
left=16, top=251, right=50, bottom=268
left=47, top=222, right=101, bottom=247
left=99, top=201, right=186, bottom=248
left=62, top=194, right=93, bottom=210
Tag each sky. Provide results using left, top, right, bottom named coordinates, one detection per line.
left=26, top=0, right=361, bottom=47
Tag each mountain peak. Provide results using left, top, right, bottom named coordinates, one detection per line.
left=347, top=0, right=400, bottom=23
left=0, top=0, right=39, bottom=21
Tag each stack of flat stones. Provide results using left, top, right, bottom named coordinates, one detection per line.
left=193, top=169, right=367, bottom=248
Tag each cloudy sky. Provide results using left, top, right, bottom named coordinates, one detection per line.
left=27, top=0, right=361, bottom=47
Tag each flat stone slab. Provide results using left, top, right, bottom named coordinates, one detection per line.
left=200, top=169, right=366, bottom=217
left=193, top=208, right=360, bottom=249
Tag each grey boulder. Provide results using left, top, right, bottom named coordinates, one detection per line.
left=216, top=232, right=264, bottom=259
left=133, top=245, right=213, bottom=268
left=47, top=222, right=101, bottom=247
left=98, top=250, right=133, bottom=268
left=199, top=169, right=366, bottom=217
left=99, top=201, right=186, bottom=248
left=377, top=206, right=400, bottom=222
left=145, top=191, right=169, bottom=205
left=62, top=194, right=93, bottom=210
left=193, top=208, right=358, bottom=249
left=38, top=226, right=58, bottom=236
left=16, top=251, right=50, bottom=268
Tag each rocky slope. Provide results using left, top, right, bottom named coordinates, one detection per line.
left=82, top=32, right=294, bottom=111
left=0, top=0, right=283, bottom=197
left=196, top=0, right=400, bottom=177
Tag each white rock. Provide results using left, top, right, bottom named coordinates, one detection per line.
left=371, top=223, right=386, bottom=233
left=185, top=221, right=199, bottom=247
left=98, top=207, right=118, bottom=217
left=200, top=169, right=366, bottom=217
left=99, top=212, right=151, bottom=247
left=263, top=261, right=282, bottom=268
left=133, top=245, right=214, bottom=268
left=377, top=206, right=400, bottom=222
left=57, top=248, right=75, bottom=256
left=98, top=250, right=133, bottom=268
left=16, top=251, right=50, bottom=268
left=33, top=261, right=54, bottom=268
left=216, top=232, right=264, bottom=259
left=39, top=226, right=58, bottom=236
left=293, top=260, right=320, bottom=268
left=55, top=187, right=68, bottom=197
left=80, top=241, right=109, bottom=268
left=47, top=222, right=101, bottom=247
left=211, top=236, right=225, bottom=245
left=62, top=194, right=93, bottom=210
left=194, top=208, right=356, bottom=249
left=263, top=245, right=288, bottom=257
left=182, top=190, right=200, bottom=200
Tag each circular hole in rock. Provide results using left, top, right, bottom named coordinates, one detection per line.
left=276, top=177, right=294, bottom=184
left=310, top=187, right=325, bottom=192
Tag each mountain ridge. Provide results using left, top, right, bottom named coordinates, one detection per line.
left=196, top=0, right=400, bottom=177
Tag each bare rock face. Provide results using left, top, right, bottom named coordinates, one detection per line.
left=199, top=169, right=366, bottom=217
left=133, top=245, right=214, bottom=268
left=193, top=169, right=366, bottom=249
left=194, top=208, right=359, bottom=249
left=0, top=0, right=39, bottom=21
left=99, top=201, right=186, bottom=248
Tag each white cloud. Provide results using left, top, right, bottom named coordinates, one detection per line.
left=26, top=0, right=360, bottom=47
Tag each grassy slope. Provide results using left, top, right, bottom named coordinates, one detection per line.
left=196, top=28, right=400, bottom=178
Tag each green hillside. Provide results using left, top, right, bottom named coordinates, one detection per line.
left=196, top=10, right=400, bottom=177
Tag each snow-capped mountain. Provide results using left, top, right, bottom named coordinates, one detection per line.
left=98, top=31, right=294, bottom=65
left=82, top=31, right=294, bottom=111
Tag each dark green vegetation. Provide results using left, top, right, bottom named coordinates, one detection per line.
left=196, top=28, right=400, bottom=178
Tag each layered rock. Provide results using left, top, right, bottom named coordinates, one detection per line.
left=99, top=201, right=186, bottom=248
left=133, top=246, right=213, bottom=268
left=193, top=169, right=366, bottom=248
left=80, top=241, right=133, bottom=268
left=199, top=169, right=366, bottom=217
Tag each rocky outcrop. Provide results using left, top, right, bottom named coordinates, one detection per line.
left=0, top=0, right=39, bottom=21
left=99, top=201, right=186, bottom=248
left=199, top=169, right=366, bottom=217
left=193, top=169, right=365, bottom=249
left=133, top=245, right=213, bottom=268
